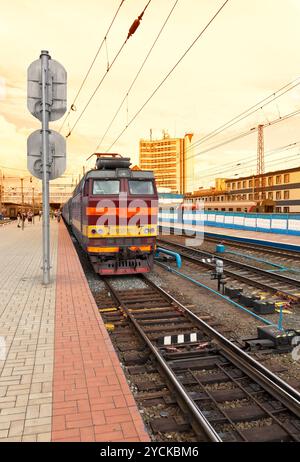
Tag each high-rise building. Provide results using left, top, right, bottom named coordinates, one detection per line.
left=139, top=132, right=194, bottom=193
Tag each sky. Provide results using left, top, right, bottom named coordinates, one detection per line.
left=1, top=0, right=300, bottom=190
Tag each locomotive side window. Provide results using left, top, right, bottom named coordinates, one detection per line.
left=93, top=180, right=120, bottom=195
left=129, top=180, right=154, bottom=195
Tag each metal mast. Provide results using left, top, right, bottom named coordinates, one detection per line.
left=257, top=124, right=265, bottom=199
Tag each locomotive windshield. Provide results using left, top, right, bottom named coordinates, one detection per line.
left=93, top=180, right=120, bottom=195
left=129, top=180, right=154, bottom=195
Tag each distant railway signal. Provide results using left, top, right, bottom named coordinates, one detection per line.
left=27, top=50, right=67, bottom=285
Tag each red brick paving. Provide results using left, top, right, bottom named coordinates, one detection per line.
left=51, top=222, right=150, bottom=442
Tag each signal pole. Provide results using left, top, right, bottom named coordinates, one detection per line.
left=41, top=50, right=51, bottom=284
left=27, top=50, right=67, bottom=285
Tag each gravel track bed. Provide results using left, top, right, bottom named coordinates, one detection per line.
left=150, top=264, right=300, bottom=390
left=160, top=234, right=300, bottom=278
left=70, top=230, right=300, bottom=439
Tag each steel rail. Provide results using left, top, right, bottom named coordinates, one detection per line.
left=142, top=275, right=300, bottom=414
left=204, top=235, right=300, bottom=261
left=157, top=237, right=300, bottom=297
left=102, top=274, right=300, bottom=442
left=103, top=277, right=222, bottom=442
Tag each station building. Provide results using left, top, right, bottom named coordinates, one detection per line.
left=139, top=132, right=195, bottom=194
left=187, top=166, right=300, bottom=213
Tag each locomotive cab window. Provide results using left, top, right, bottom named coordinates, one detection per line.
left=129, top=180, right=154, bottom=195
left=93, top=180, right=120, bottom=195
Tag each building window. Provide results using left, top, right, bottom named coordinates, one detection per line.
left=275, top=207, right=282, bottom=213
left=276, top=191, right=282, bottom=200
left=249, top=179, right=253, bottom=188
left=237, top=182, right=241, bottom=189
left=276, top=175, right=282, bottom=185
left=255, top=179, right=260, bottom=188
left=268, top=192, right=273, bottom=200
left=283, top=207, right=290, bottom=213
left=284, top=174, right=290, bottom=183
left=284, top=190, right=290, bottom=199
left=254, top=193, right=259, bottom=200
left=249, top=193, right=253, bottom=200
left=231, top=183, right=236, bottom=190
left=242, top=181, right=246, bottom=188
left=268, top=177, right=273, bottom=186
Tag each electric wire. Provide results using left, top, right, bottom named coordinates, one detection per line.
left=184, top=107, right=300, bottom=163
left=105, top=0, right=231, bottom=152
left=64, top=0, right=152, bottom=138
left=94, top=0, right=180, bottom=153
left=184, top=77, right=300, bottom=155
left=59, top=0, right=126, bottom=134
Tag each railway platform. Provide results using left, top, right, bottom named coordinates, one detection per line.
left=161, top=222, right=300, bottom=251
left=203, top=225, right=300, bottom=251
left=0, top=219, right=149, bottom=442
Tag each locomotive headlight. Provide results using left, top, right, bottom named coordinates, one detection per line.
left=142, top=226, right=155, bottom=235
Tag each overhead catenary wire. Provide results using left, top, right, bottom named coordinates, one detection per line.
left=59, top=0, right=126, bottom=134
left=64, top=0, right=153, bottom=138
left=184, top=77, right=300, bottom=155
left=105, top=0, right=231, bottom=153
left=194, top=143, right=300, bottom=182
left=94, top=0, right=180, bottom=153
left=190, top=141, right=300, bottom=180
left=184, top=106, right=300, bottom=165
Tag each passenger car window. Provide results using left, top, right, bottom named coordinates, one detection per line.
left=129, top=180, right=154, bottom=195
left=93, top=180, right=120, bottom=195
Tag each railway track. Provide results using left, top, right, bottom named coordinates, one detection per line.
left=204, top=235, right=300, bottom=263
left=100, top=274, right=300, bottom=442
left=157, top=237, right=300, bottom=302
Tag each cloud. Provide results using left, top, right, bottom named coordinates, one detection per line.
left=0, top=115, right=28, bottom=173
left=0, top=76, right=6, bottom=100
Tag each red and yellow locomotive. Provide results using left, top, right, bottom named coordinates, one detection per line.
left=62, top=154, right=158, bottom=275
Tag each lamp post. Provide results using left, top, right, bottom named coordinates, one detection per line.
left=32, top=187, right=35, bottom=224
left=20, top=177, right=24, bottom=208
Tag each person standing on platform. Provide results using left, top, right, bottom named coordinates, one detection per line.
left=39, top=210, right=42, bottom=221
left=17, top=210, right=21, bottom=228
left=21, top=210, right=27, bottom=230
left=28, top=210, right=33, bottom=224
